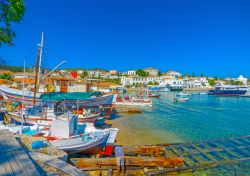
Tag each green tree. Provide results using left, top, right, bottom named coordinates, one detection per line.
left=0, top=0, right=25, bottom=46
left=148, top=81, right=153, bottom=85
left=208, top=79, right=216, bottom=86
left=154, top=81, right=159, bottom=85
left=228, top=80, right=243, bottom=86
left=192, top=72, right=195, bottom=77
left=0, top=73, right=12, bottom=80
left=157, top=71, right=163, bottom=77
left=136, top=69, right=148, bottom=77
left=80, top=70, right=88, bottom=78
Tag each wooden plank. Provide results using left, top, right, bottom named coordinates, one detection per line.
left=107, top=168, right=113, bottom=176
left=0, top=130, right=41, bottom=176
left=145, top=157, right=250, bottom=175
left=0, top=134, right=10, bottom=152
left=189, top=144, right=217, bottom=162
left=30, top=152, right=88, bottom=176
left=0, top=152, right=15, bottom=176
left=15, top=150, right=41, bottom=176
left=5, top=151, right=29, bottom=176
left=208, top=141, right=242, bottom=159
left=0, top=130, right=21, bottom=153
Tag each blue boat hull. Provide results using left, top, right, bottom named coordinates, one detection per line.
left=208, top=90, right=247, bottom=96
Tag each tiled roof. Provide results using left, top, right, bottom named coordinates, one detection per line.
left=144, top=67, right=158, bottom=71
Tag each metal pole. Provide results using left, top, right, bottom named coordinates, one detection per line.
left=42, top=61, right=67, bottom=80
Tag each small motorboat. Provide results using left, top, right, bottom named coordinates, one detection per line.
left=174, top=92, right=190, bottom=102
left=147, top=89, right=161, bottom=98
left=148, top=93, right=161, bottom=98
left=198, top=92, right=207, bottom=95
left=174, top=97, right=189, bottom=102
left=176, top=92, right=191, bottom=97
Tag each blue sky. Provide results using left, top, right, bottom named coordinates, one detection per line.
left=1, top=0, right=250, bottom=77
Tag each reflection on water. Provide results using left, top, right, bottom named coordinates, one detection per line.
left=112, top=91, right=250, bottom=145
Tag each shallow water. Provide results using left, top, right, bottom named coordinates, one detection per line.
left=112, top=91, right=250, bottom=145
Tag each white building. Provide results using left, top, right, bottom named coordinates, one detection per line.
left=160, top=78, right=183, bottom=87
left=165, top=70, right=182, bottom=78
left=127, top=70, right=136, bottom=76
left=88, top=70, right=100, bottom=78
left=183, top=77, right=210, bottom=88
left=100, top=72, right=111, bottom=78
left=143, top=68, right=159, bottom=76
left=237, top=75, right=248, bottom=85
left=121, top=76, right=160, bottom=86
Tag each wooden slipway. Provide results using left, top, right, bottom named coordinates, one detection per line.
left=0, top=129, right=41, bottom=176
left=30, top=152, right=89, bottom=176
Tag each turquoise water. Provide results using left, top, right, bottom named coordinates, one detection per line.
left=113, top=91, right=250, bottom=144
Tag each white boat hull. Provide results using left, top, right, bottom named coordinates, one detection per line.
left=50, top=131, right=111, bottom=154
left=0, top=85, right=41, bottom=105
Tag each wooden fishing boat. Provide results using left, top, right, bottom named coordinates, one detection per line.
left=48, top=117, right=118, bottom=154
left=0, top=85, right=42, bottom=105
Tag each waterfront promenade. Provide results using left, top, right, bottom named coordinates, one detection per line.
left=0, top=130, right=41, bottom=175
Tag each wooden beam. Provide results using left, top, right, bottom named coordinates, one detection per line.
left=72, top=156, right=183, bottom=170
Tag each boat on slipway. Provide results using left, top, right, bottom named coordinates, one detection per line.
left=1, top=113, right=118, bottom=154
left=40, top=92, right=114, bottom=107
left=0, top=85, right=42, bottom=104
left=7, top=93, right=113, bottom=126
left=47, top=116, right=118, bottom=154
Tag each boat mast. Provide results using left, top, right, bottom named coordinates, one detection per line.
left=33, top=33, right=44, bottom=105
left=20, top=60, right=25, bottom=134
left=37, top=32, right=44, bottom=85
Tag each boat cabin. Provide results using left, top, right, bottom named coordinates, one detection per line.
left=50, top=114, right=79, bottom=138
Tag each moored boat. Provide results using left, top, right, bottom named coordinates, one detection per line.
left=148, top=92, right=161, bottom=98
left=176, top=92, right=191, bottom=97
left=114, top=95, right=152, bottom=106
left=174, top=97, right=189, bottom=102
left=208, top=85, right=248, bottom=96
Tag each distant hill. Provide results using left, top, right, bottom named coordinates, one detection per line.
left=0, top=65, right=52, bottom=73
left=0, top=65, right=24, bottom=72
left=63, top=67, right=108, bottom=72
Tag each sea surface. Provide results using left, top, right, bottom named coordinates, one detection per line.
left=111, top=91, right=250, bottom=145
